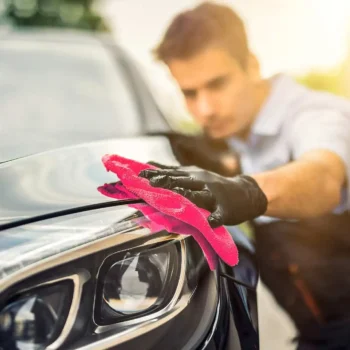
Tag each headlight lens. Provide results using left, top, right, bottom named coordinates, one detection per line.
left=96, top=241, right=187, bottom=325
left=0, top=281, right=73, bottom=350
left=103, top=250, right=171, bottom=315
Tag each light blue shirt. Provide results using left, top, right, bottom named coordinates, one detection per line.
left=228, top=74, right=350, bottom=221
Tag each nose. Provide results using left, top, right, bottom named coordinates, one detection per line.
left=194, top=92, right=214, bottom=124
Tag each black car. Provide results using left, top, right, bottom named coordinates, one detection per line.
left=0, top=27, right=172, bottom=163
left=0, top=29, right=260, bottom=350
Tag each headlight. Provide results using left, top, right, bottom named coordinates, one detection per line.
left=0, top=271, right=89, bottom=350
left=95, top=241, right=187, bottom=326
left=103, top=246, right=176, bottom=315
left=0, top=206, right=218, bottom=349
left=0, top=281, right=73, bottom=350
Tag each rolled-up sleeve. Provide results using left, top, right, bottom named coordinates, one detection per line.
left=290, top=109, right=350, bottom=210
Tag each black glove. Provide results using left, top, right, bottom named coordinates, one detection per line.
left=147, top=131, right=241, bottom=176
left=139, top=165, right=268, bottom=228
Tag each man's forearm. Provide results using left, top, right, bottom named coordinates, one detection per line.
left=252, top=150, right=346, bottom=219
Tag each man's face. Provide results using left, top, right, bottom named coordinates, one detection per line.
left=168, top=47, right=259, bottom=139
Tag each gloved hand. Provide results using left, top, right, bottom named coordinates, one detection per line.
left=139, top=165, right=268, bottom=228
left=147, top=131, right=241, bottom=176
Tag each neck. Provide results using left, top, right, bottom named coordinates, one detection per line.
left=256, top=79, right=271, bottom=113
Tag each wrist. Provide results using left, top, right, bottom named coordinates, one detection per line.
left=237, top=174, right=268, bottom=217
left=251, top=172, right=279, bottom=211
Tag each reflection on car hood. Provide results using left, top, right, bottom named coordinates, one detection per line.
left=0, top=206, right=156, bottom=281
left=0, top=136, right=177, bottom=226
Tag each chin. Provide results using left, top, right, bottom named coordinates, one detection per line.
left=207, top=128, right=236, bottom=140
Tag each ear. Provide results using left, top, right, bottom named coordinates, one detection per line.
left=246, top=53, right=261, bottom=81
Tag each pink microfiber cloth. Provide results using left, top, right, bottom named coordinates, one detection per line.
left=100, top=182, right=218, bottom=269
left=98, top=154, right=239, bottom=270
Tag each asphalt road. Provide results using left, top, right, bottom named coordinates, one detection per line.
left=258, top=281, right=297, bottom=350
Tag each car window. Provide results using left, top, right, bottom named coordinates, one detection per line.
left=0, top=40, right=143, bottom=162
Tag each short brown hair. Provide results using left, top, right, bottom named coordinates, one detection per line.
left=153, top=1, right=249, bottom=68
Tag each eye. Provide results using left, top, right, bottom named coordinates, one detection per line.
left=207, top=76, right=229, bottom=91
left=182, top=89, right=197, bottom=99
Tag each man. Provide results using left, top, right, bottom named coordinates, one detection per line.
left=140, top=2, right=350, bottom=349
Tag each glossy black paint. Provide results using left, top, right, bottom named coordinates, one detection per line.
left=0, top=140, right=260, bottom=349
left=0, top=137, right=177, bottom=225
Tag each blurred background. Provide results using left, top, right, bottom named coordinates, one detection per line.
left=1, top=1, right=350, bottom=348
left=99, top=0, right=350, bottom=125
left=2, top=0, right=350, bottom=129
left=100, top=0, right=350, bottom=91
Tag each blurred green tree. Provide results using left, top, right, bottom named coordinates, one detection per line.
left=296, top=65, right=347, bottom=97
left=5, top=0, right=110, bottom=32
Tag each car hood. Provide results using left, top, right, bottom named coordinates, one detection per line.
left=0, top=136, right=177, bottom=227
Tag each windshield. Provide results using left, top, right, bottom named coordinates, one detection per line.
left=0, top=38, right=143, bottom=162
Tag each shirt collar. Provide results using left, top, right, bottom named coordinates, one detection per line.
left=251, top=74, right=300, bottom=136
